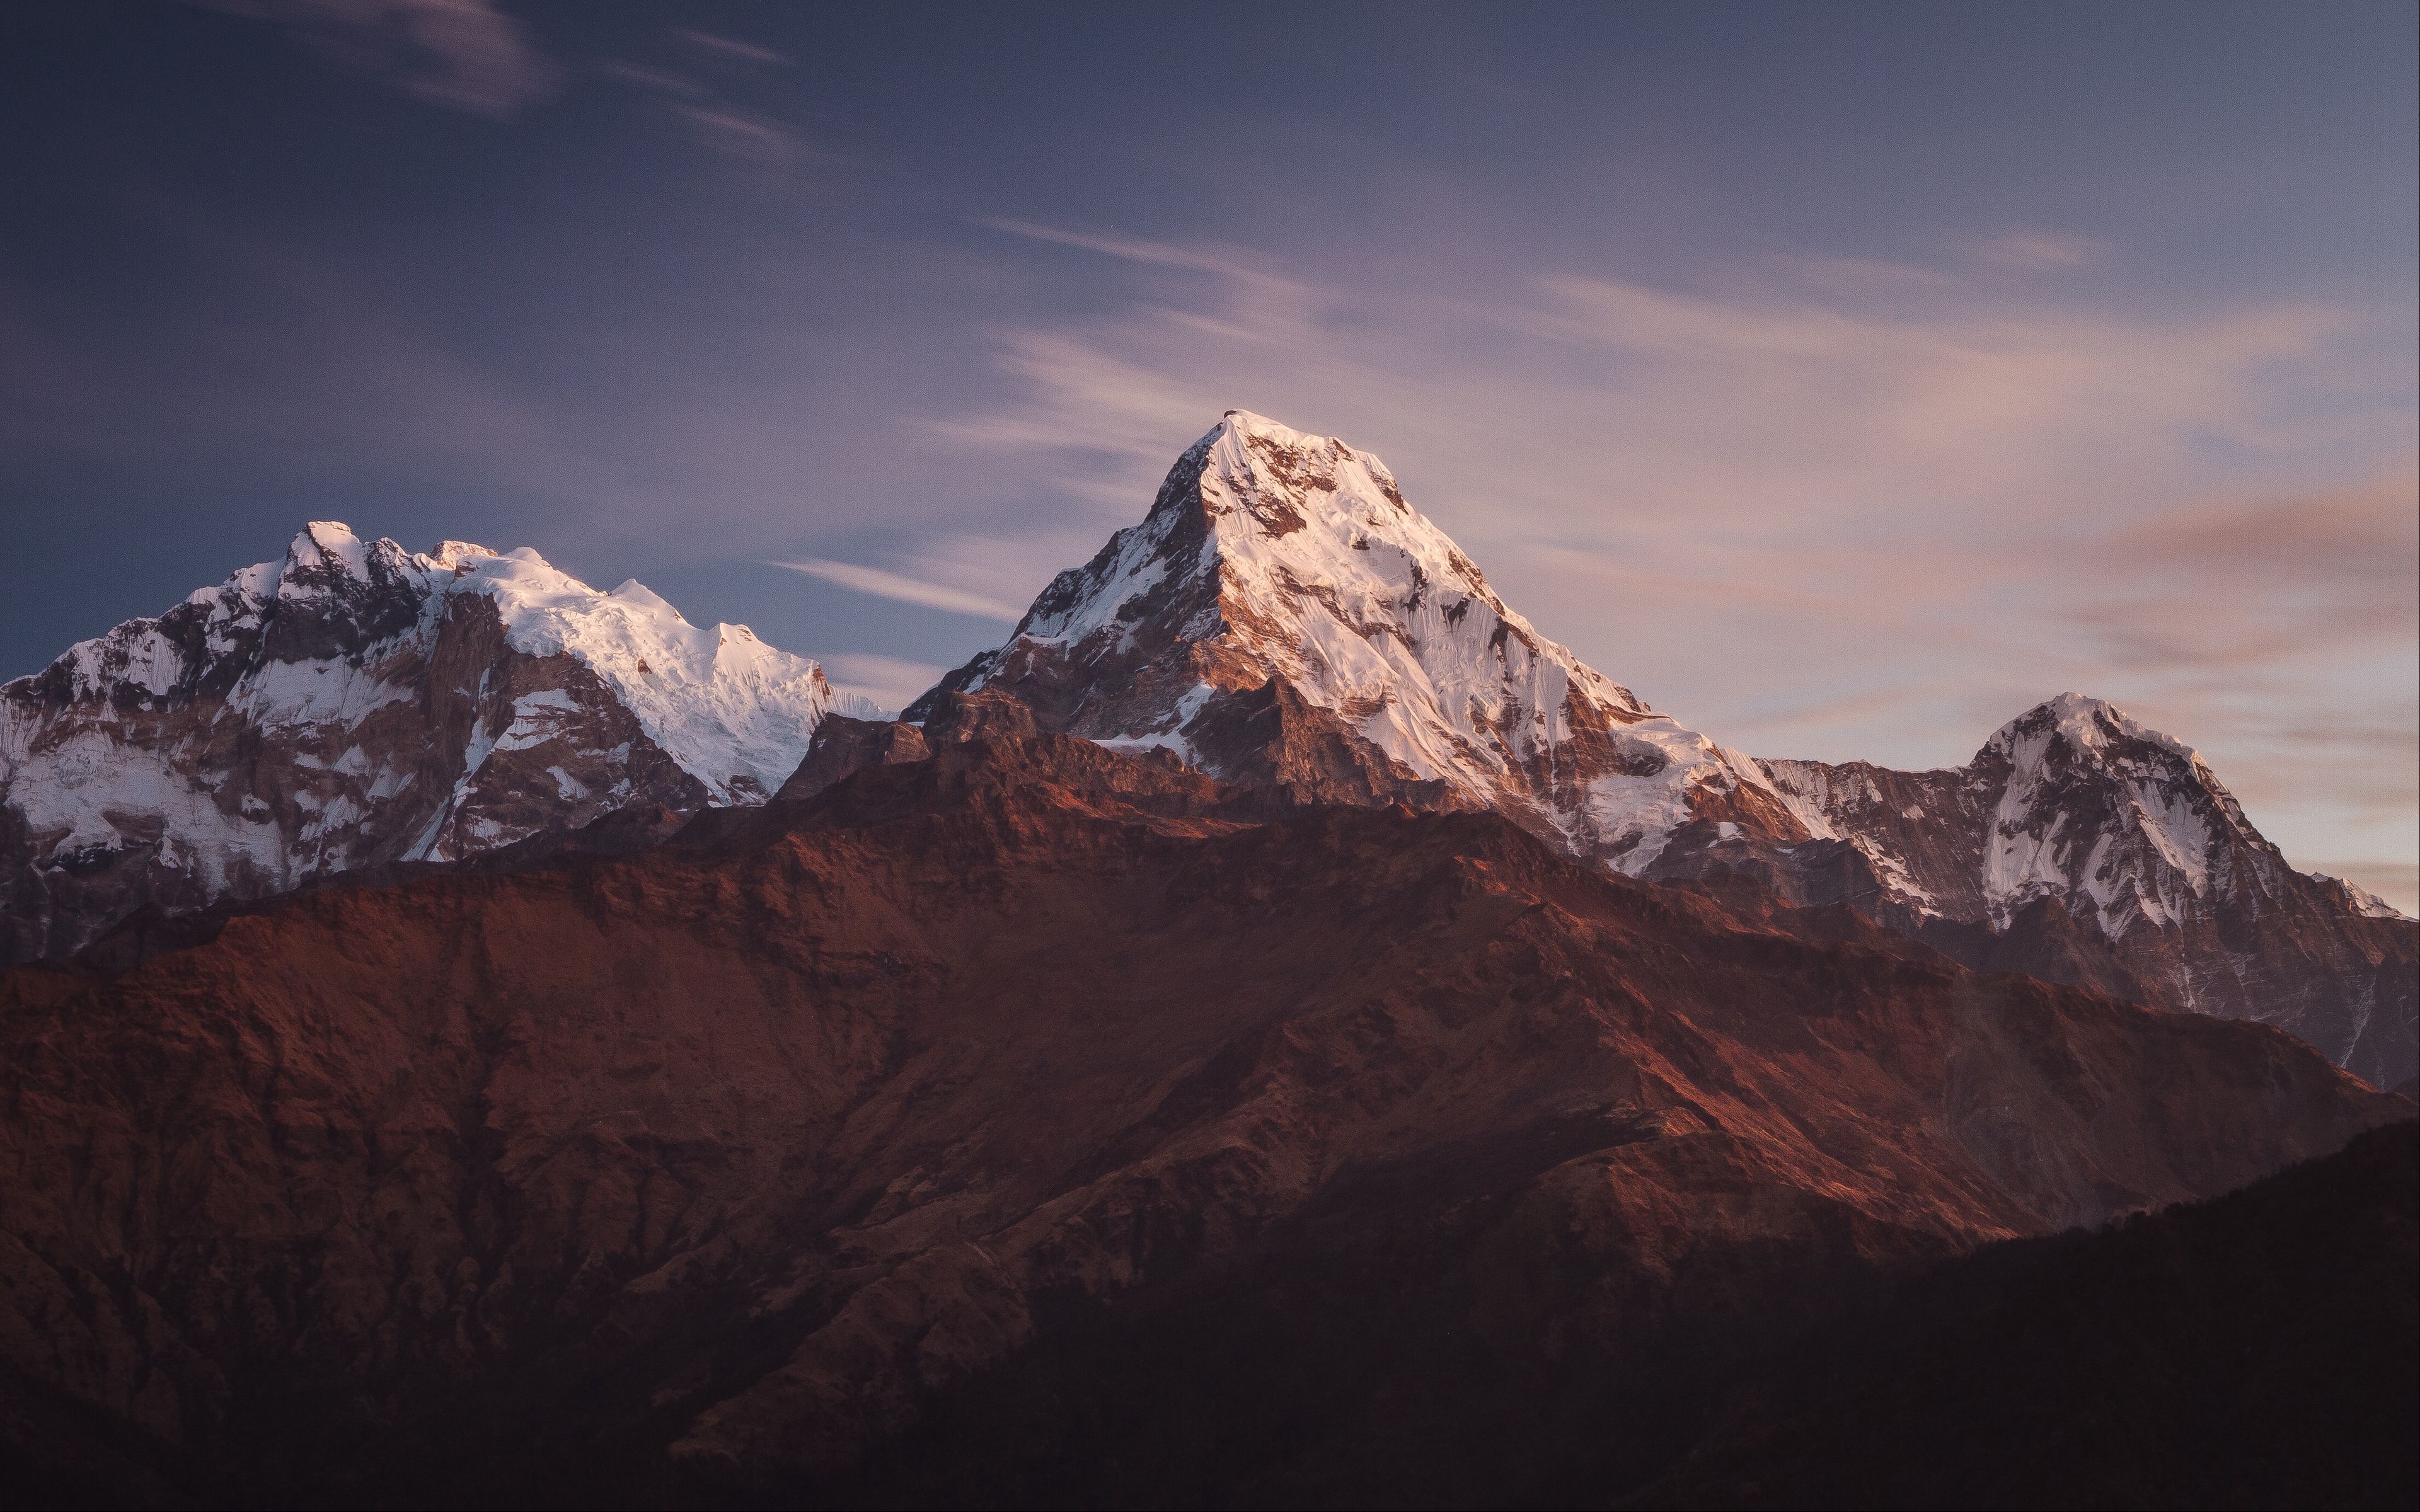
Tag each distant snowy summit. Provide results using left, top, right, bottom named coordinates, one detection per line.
left=914, top=411, right=2414, bottom=1089
left=1764, top=692, right=2415, bottom=1087
left=0, top=522, right=873, bottom=963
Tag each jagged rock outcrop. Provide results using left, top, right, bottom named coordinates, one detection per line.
left=0, top=522, right=871, bottom=964
left=1760, top=694, right=2417, bottom=1090
left=0, top=724, right=2402, bottom=1504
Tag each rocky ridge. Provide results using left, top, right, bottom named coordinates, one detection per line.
left=0, top=521, right=871, bottom=964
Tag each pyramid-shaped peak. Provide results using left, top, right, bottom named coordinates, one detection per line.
left=911, top=411, right=1778, bottom=874
left=1196, top=410, right=1400, bottom=499
left=1985, top=692, right=2201, bottom=767
left=1161, top=409, right=1453, bottom=563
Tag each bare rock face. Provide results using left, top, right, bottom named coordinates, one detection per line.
left=0, top=522, right=870, bottom=965
left=1760, top=694, right=2418, bottom=1091
left=0, top=728, right=2400, bottom=1504
left=773, top=715, right=931, bottom=803
left=908, top=410, right=1809, bottom=868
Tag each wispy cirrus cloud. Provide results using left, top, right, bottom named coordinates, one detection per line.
left=599, top=40, right=811, bottom=166
left=676, top=105, right=807, bottom=166
left=204, top=0, right=558, bottom=118
left=770, top=558, right=1024, bottom=622
left=2063, top=471, right=2419, bottom=671
left=984, top=219, right=1299, bottom=289
left=818, top=652, right=944, bottom=715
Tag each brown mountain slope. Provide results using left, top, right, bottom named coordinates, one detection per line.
left=0, top=702, right=2403, bottom=1505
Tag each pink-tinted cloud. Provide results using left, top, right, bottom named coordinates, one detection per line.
left=676, top=105, right=805, bottom=165
left=1962, top=230, right=2098, bottom=272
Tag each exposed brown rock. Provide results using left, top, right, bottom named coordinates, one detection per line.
left=771, top=715, right=930, bottom=803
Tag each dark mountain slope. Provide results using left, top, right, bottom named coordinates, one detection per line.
left=0, top=704, right=2400, bottom=1505
left=1637, top=1118, right=2419, bottom=1511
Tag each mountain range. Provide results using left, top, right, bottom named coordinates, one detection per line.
left=0, top=411, right=2412, bottom=1503
left=909, top=412, right=2415, bottom=1087
left=6, top=412, right=2409, bottom=1085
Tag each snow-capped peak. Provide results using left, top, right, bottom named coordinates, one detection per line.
left=924, top=410, right=1802, bottom=873
left=1975, top=692, right=2276, bottom=935
left=443, top=542, right=875, bottom=798
left=1987, top=693, right=2204, bottom=769
left=3, top=522, right=874, bottom=961
left=428, top=539, right=502, bottom=571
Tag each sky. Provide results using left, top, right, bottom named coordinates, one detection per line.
left=2, top=1, right=2415, bottom=908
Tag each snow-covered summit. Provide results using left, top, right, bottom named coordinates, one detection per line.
left=1986, top=692, right=2205, bottom=770
left=2, top=522, right=867, bottom=963
left=914, top=410, right=1807, bottom=871
left=422, top=540, right=879, bottom=800
left=1974, top=693, right=2266, bottom=935
left=1760, top=692, right=2276, bottom=938
left=35, top=522, right=870, bottom=801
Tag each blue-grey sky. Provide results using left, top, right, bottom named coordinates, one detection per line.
left=4, top=1, right=2415, bottom=906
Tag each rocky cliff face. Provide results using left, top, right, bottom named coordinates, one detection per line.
left=0, top=713, right=2401, bottom=1504
left=921, top=415, right=2416, bottom=1089
left=0, top=522, right=870, bottom=964
left=1761, top=694, right=2417, bottom=1091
